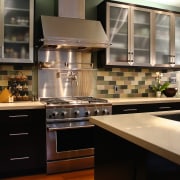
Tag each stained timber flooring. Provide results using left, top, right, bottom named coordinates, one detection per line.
left=3, top=169, right=94, bottom=180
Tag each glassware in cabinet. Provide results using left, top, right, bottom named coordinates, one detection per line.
left=1, top=0, right=33, bottom=63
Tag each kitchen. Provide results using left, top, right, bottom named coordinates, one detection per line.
left=1, top=0, right=180, bottom=179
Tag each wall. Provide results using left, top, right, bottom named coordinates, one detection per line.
left=0, top=0, right=179, bottom=99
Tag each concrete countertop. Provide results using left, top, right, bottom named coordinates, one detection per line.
left=105, top=97, right=180, bottom=105
left=0, top=101, right=45, bottom=110
left=90, top=110, right=180, bottom=165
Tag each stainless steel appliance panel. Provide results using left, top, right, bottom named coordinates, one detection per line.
left=38, top=69, right=96, bottom=97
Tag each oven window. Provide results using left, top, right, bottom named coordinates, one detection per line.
left=56, top=127, right=94, bottom=152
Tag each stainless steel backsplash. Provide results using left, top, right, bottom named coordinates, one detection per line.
left=38, top=50, right=97, bottom=98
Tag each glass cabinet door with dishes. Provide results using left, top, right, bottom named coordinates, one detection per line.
left=152, top=11, right=173, bottom=67
left=0, top=0, right=34, bottom=63
left=102, top=2, right=151, bottom=66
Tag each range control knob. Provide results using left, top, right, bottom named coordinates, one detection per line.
left=52, top=111, right=59, bottom=117
left=102, top=109, right=108, bottom=115
left=74, top=110, right=80, bottom=116
left=94, top=109, right=100, bottom=115
left=85, top=110, right=91, bottom=116
left=61, top=111, right=67, bottom=117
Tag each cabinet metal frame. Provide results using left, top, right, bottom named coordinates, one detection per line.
left=0, top=0, right=34, bottom=63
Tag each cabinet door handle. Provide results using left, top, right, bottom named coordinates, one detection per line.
left=10, top=156, right=30, bottom=161
left=9, top=115, right=29, bottom=118
left=9, top=132, right=29, bottom=136
left=158, top=106, right=172, bottom=110
left=123, top=108, right=138, bottom=112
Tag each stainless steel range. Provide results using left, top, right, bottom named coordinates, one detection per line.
left=40, top=97, right=112, bottom=174
left=37, top=0, right=110, bottom=173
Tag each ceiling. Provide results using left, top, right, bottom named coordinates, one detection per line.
left=146, top=0, right=180, bottom=7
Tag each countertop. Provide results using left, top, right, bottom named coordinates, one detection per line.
left=105, top=97, right=180, bottom=105
left=0, top=101, right=45, bottom=110
left=90, top=110, right=180, bottom=165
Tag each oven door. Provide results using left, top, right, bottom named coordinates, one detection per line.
left=46, top=120, right=94, bottom=161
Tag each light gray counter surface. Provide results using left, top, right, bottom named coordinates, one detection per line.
left=0, top=101, right=45, bottom=110
left=105, top=97, right=180, bottom=105
left=90, top=110, right=180, bottom=165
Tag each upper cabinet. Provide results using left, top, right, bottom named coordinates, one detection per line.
left=175, top=14, right=180, bottom=66
left=97, top=1, right=180, bottom=68
left=99, top=3, right=152, bottom=67
left=152, top=11, right=174, bottom=67
left=0, top=0, right=34, bottom=63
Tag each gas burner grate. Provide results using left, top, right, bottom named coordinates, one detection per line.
left=74, top=97, right=108, bottom=103
left=40, top=98, right=70, bottom=105
left=40, top=97, right=108, bottom=105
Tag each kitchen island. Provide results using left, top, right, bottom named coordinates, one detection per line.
left=90, top=111, right=180, bottom=180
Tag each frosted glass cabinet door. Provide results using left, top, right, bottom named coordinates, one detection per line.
left=107, top=4, right=129, bottom=65
left=175, top=15, right=180, bottom=65
left=1, top=0, right=33, bottom=63
left=133, top=9, right=151, bottom=66
left=154, top=12, right=171, bottom=65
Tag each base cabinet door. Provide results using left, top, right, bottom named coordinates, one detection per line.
left=0, top=109, right=46, bottom=178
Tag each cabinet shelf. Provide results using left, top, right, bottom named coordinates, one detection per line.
left=5, top=24, right=29, bottom=28
left=134, top=35, right=149, bottom=38
left=156, top=24, right=169, bottom=29
left=134, top=22, right=150, bottom=26
left=110, top=18, right=128, bottom=23
left=5, top=7, right=29, bottom=12
left=134, top=48, right=149, bottom=51
left=4, top=40, right=29, bottom=44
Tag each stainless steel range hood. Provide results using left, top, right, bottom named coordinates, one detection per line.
left=40, top=15, right=109, bottom=51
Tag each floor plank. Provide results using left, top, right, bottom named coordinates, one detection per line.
left=3, top=169, right=94, bottom=180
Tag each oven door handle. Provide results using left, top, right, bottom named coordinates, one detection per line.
left=47, top=123, right=95, bottom=132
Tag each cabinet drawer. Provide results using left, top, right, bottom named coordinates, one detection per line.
left=0, top=110, right=36, bottom=136
left=112, top=104, right=141, bottom=114
left=0, top=152, right=41, bottom=174
left=112, top=102, right=180, bottom=114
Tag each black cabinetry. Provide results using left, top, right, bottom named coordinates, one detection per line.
left=0, top=108, right=46, bottom=178
left=94, top=126, right=180, bottom=180
left=112, top=102, right=180, bottom=114
left=34, top=0, right=58, bottom=48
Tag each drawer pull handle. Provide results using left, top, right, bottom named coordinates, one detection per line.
left=123, top=108, right=138, bottom=112
left=10, top=156, right=30, bottom=161
left=9, top=132, right=29, bottom=136
left=159, top=106, right=171, bottom=110
left=9, top=115, right=29, bottom=118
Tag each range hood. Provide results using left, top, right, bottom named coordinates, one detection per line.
left=40, top=15, right=109, bottom=51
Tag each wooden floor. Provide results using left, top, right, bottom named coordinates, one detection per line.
left=4, top=169, right=94, bottom=180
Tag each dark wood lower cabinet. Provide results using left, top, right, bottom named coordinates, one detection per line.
left=0, top=109, right=46, bottom=178
left=94, top=126, right=180, bottom=180
left=112, top=102, right=180, bottom=114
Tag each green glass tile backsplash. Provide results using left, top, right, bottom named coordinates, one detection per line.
left=96, top=67, right=172, bottom=98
